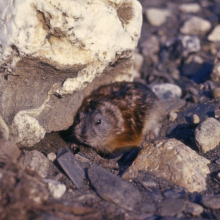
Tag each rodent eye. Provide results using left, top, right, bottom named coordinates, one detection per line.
left=96, top=119, right=101, bottom=125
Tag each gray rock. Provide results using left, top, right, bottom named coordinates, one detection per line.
left=158, top=198, right=185, bottom=217
left=19, top=150, right=49, bottom=178
left=201, top=194, right=220, bottom=209
left=139, top=202, right=156, bottom=213
left=141, top=36, right=160, bottom=57
left=149, top=187, right=164, bottom=202
left=88, top=164, right=141, bottom=211
left=195, top=117, right=220, bottom=153
left=184, top=202, right=203, bottom=216
left=57, top=147, right=85, bottom=189
left=0, top=139, right=21, bottom=161
left=163, top=187, right=188, bottom=199
left=123, top=139, right=210, bottom=192
left=180, top=16, right=211, bottom=35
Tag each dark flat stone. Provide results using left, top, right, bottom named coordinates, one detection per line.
left=149, top=187, right=164, bottom=202
left=201, top=194, right=220, bottom=209
left=158, top=198, right=185, bottom=217
left=57, top=147, right=85, bottom=188
left=87, top=164, right=141, bottom=211
left=163, top=187, right=188, bottom=199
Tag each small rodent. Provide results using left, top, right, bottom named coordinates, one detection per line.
left=72, top=81, right=163, bottom=155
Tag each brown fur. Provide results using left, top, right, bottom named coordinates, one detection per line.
left=72, top=82, right=163, bottom=154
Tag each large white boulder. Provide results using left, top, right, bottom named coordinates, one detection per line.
left=0, top=0, right=142, bottom=96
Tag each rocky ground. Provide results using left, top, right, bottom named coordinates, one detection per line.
left=2, top=0, right=220, bottom=219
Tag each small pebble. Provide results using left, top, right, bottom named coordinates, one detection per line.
left=185, top=202, right=203, bottom=216
left=215, top=158, right=220, bottom=165
left=194, top=117, right=220, bottom=153
left=44, top=179, right=66, bottom=199
left=149, top=188, right=164, bottom=202
left=158, top=198, right=185, bottom=217
left=180, top=16, right=211, bottom=35
left=145, top=8, right=170, bottom=27
left=217, top=172, right=220, bottom=181
left=208, top=25, right=220, bottom=42
left=140, top=181, right=157, bottom=189
left=191, top=95, right=198, bottom=103
left=201, top=194, right=220, bottom=209
left=191, top=114, right=200, bottom=124
left=215, top=110, right=220, bottom=118
left=133, top=52, right=144, bottom=72
left=169, top=112, right=177, bottom=121
left=151, top=83, right=182, bottom=101
left=212, top=87, right=220, bottom=98
left=179, top=3, right=201, bottom=13
left=47, top=152, right=56, bottom=162
left=180, top=35, right=201, bottom=55
left=75, top=153, right=91, bottom=164
left=163, top=187, right=187, bottom=199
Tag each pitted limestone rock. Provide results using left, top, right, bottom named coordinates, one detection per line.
left=123, top=139, right=210, bottom=192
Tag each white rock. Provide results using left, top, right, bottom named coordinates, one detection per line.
left=195, top=117, right=220, bottom=153
left=191, top=114, right=200, bottom=124
left=179, top=4, right=201, bottom=13
left=151, top=83, right=182, bottom=101
left=180, top=16, right=211, bottom=35
left=0, top=0, right=142, bottom=96
left=169, top=112, right=177, bottom=121
left=47, top=152, right=56, bottom=162
left=44, top=179, right=66, bottom=199
left=208, top=25, right=220, bottom=42
left=179, top=35, right=201, bottom=55
left=123, top=139, right=210, bottom=192
left=145, top=8, right=170, bottom=26
left=10, top=96, right=49, bottom=147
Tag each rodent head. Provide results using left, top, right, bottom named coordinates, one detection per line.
left=73, top=97, right=123, bottom=153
